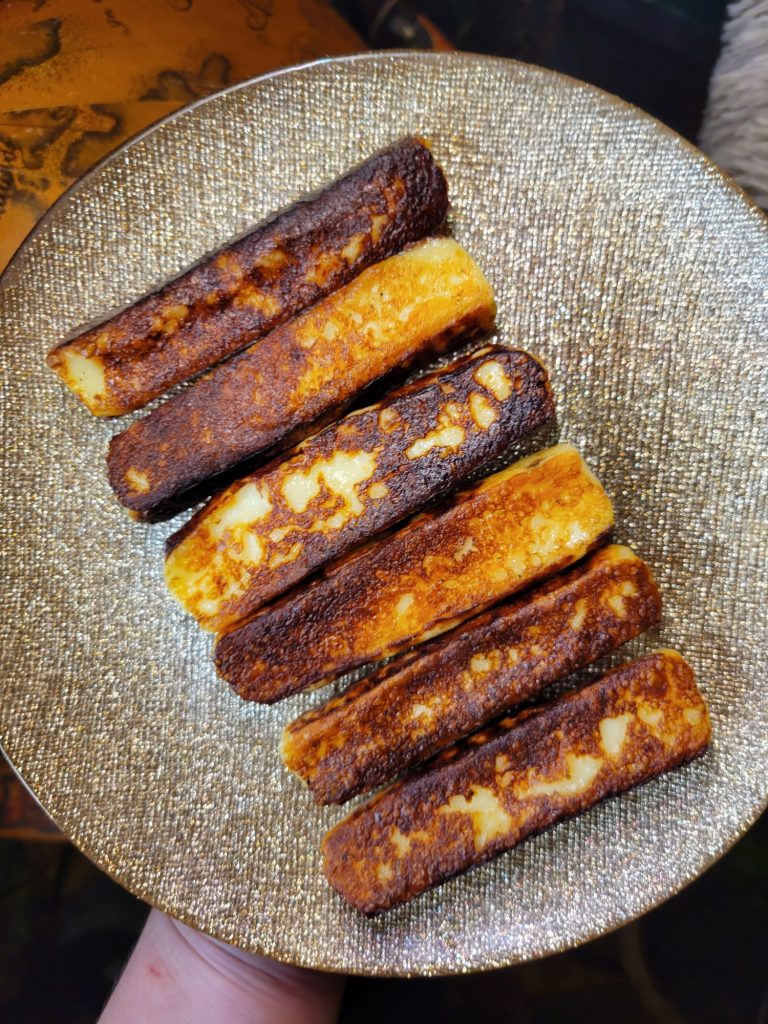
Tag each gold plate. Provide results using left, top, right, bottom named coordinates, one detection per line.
left=1, top=53, right=767, bottom=975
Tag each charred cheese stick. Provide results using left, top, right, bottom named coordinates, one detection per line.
left=323, top=650, right=710, bottom=913
left=283, top=544, right=662, bottom=804
left=165, top=346, right=554, bottom=632
left=107, top=237, right=496, bottom=518
left=47, top=137, right=449, bottom=416
left=215, top=444, right=615, bottom=702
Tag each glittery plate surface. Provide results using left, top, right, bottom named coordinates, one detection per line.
left=0, top=53, right=766, bottom=976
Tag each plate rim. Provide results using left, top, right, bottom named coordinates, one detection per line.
left=1, top=49, right=767, bottom=976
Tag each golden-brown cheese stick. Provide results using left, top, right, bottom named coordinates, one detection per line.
left=283, top=545, right=662, bottom=805
left=107, top=237, right=496, bottom=518
left=323, top=650, right=711, bottom=914
left=46, top=137, right=449, bottom=416
left=215, top=444, right=615, bottom=703
left=165, top=346, right=555, bottom=632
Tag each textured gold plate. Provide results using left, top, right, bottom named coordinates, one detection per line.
left=1, top=53, right=767, bottom=976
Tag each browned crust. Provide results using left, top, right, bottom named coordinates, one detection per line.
left=47, top=137, right=449, bottom=416
left=322, top=650, right=711, bottom=914
left=163, top=346, right=555, bottom=631
left=106, top=237, right=495, bottom=518
left=283, top=545, right=662, bottom=804
left=214, top=444, right=615, bottom=703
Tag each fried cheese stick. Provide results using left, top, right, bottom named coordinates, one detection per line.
left=107, top=237, right=495, bottom=518
left=323, top=650, right=710, bottom=913
left=215, top=444, right=614, bottom=702
left=165, top=346, right=554, bottom=632
left=47, top=137, right=449, bottom=416
left=283, top=545, right=662, bottom=804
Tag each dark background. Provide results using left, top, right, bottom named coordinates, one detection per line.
left=3, top=812, right=767, bottom=1022
left=336, top=0, right=729, bottom=139
left=3, top=1, right=767, bottom=1022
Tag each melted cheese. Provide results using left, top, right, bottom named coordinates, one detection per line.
left=195, top=564, right=252, bottom=617
left=528, top=513, right=563, bottom=563
left=638, top=704, right=663, bottom=728
left=281, top=450, right=376, bottom=515
left=406, top=422, right=466, bottom=460
left=370, top=213, right=388, bottom=242
left=523, top=753, right=603, bottom=799
left=233, top=289, right=280, bottom=315
left=210, top=483, right=273, bottom=540
left=311, top=510, right=347, bottom=533
left=569, top=598, right=588, bottom=631
left=439, top=785, right=512, bottom=851
left=453, top=536, right=477, bottom=561
left=391, top=828, right=412, bottom=857
left=469, top=391, right=498, bottom=429
left=166, top=482, right=273, bottom=622
left=304, top=250, right=339, bottom=287
left=215, top=251, right=243, bottom=279
left=237, top=533, right=265, bottom=566
left=256, top=248, right=288, bottom=270
left=378, top=407, right=399, bottom=433
left=124, top=467, right=150, bottom=494
left=389, top=827, right=429, bottom=858
left=61, top=350, right=107, bottom=406
left=268, top=542, right=302, bottom=569
left=341, top=233, right=366, bottom=264
left=569, top=522, right=590, bottom=546
left=152, top=303, right=188, bottom=335
left=410, top=702, right=433, bottom=721
left=474, top=360, right=513, bottom=401
left=470, top=654, right=492, bottom=675
left=605, top=580, right=638, bottom=618
left=599, top=713, right=633, bottom=756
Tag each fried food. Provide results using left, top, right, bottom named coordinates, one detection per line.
left=215, top=443, right=614, bottom=702
left=322, top=649, right=710, bottom=913
left=47, top=137, right=449, bottom=416
left=107, top=236, right=496, bottom=518
left=165, top=346, right=554, bottom=631
left=283, top=544, right=662, bottom=804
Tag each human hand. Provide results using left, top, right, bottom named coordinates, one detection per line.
left=99, top=908, right=344, bottom=1024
